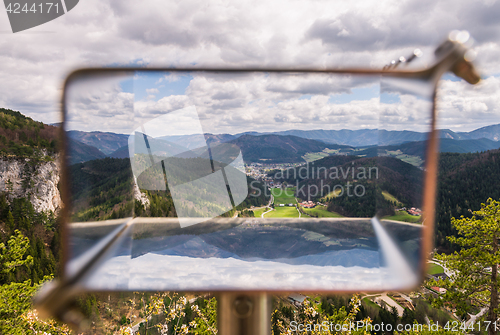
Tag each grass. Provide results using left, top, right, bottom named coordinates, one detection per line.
left=302, top=205, right=343, bottom=218
left=383, top=150, right=424, bottom=167
left=271, top=187, right=297, bottom=205
left=417, top=299, right=455, bottom=323
left=397, top=154, right=424, bottom=167
left=253, top=207, right=269, bottom=218
left=386, top=150, right=403, bottom=155
left=320, top=188, right=342, bottom=201
left=303, top=152, right=329, bottom=162
left=303, top=148, right=346, bottom=162
left=264, top=206, right=300, bottom=218
left=362, top=298, right=382, bottom=310
left=384, top=210, right=421, bottom=224
left=381, top=191, right=402, bottom=206
left=428, top=263, right=445, bottom=275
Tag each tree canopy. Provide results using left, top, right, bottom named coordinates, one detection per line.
left=431, top=198, right=500, bottom=335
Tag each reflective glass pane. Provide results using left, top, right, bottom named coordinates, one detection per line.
left=64, top=71, right=434, bottom=291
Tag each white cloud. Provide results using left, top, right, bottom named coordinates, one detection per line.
left=63, top=67, right=500, bottom=135
left=130, top=72, right=438, bottom=134
left=437, top=75, right=500, bottom=131
left=66, top=74, right=134, bottom=133
left=135, top=95, right=190, bottom=116
left=146, top=88, right=159, bottom=95
left=130, top=73, right=378, bottom=134
left=380, top=95, right=434, bottom=132
left=0, top=0, right=498, bottom=133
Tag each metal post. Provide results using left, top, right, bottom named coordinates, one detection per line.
left=218, top=293, right=271, bottom=335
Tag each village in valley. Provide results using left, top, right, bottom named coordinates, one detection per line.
left=243, top=162, right=422, bottom=221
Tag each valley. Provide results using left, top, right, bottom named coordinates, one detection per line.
left=56, top=117, right=500, bottom=231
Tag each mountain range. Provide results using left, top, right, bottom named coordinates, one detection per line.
left=61, top=123, right=500, bottom=165
left=157, top=123, right=500, bottom=147
left=227, top=134, right=350, bottom=163
left=245, top=124, right=500, bottom=147
left=237, top=124, right=500, bottom=146
left=353, top=137, right=500, bottom=162
left=67, top=130, right=128, bottom=155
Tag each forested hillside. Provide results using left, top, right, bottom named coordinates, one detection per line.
left=230, top=134, right=349, bottom=163
left=0, top=109, right=61, bottom=284
left=0, top=108, right=58, bottom=158
left=69, top=156, right=269, bottom=221
left=0, top=195, right=59, bottom=285
left=67, top=138, right=107, bottom=164
left=69, top=157, right=135, bottom=222
left=0, top=110, right=272, bottom=333
left=365, top=138, right=500, bottom=161
left=435, top=150, right=500, bottom=250
left=269, top=155, right=422, bottom=218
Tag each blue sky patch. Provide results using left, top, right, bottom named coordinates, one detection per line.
left=134, top=72, right=193, bottom=101
left=328, top=84, right=379, bottom=104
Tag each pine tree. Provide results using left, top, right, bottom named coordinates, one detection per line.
left=431, top=198, right=500, bottom=335
left=6, top=210, right=14, bottom=230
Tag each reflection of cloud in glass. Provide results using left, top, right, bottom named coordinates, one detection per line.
left=71, top=217, right=421, bottom=292
left=83, top=253, right=418, bottom=291
left=129, top=106, right=248, bottom=227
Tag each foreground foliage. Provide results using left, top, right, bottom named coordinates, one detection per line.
left=0, top=230, right=69, bottom=334
left=431, top=198, right=500, bottom=335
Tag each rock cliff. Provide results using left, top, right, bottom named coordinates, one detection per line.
left=0, top=155, right=62, bottom=213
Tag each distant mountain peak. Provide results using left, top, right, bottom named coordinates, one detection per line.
left=67, top=130, right=128, bottom=155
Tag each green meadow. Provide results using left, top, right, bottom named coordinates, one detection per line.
left=271, top=187, right=297, bottom=205
left=385, top=150, right=424, bottom=167
left=427, top=263, right=445, bottom=275
left=382, top=191, right=403, bottom=206
left=320, top=188, right=342, bottom=202
left=384, top=210, right=421, bottom=223
left=264, top=206, right=300, bottom=218
left=253, top=207, right=270, bottom=217
left=302, top=152, right=329, bottom=162
left=302, top=205, right=343, bottom=218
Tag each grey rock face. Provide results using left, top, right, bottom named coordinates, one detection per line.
left=0, top=155, right=62, bottom=213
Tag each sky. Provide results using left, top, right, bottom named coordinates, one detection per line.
left=1, top=0, right=500, bottom=133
